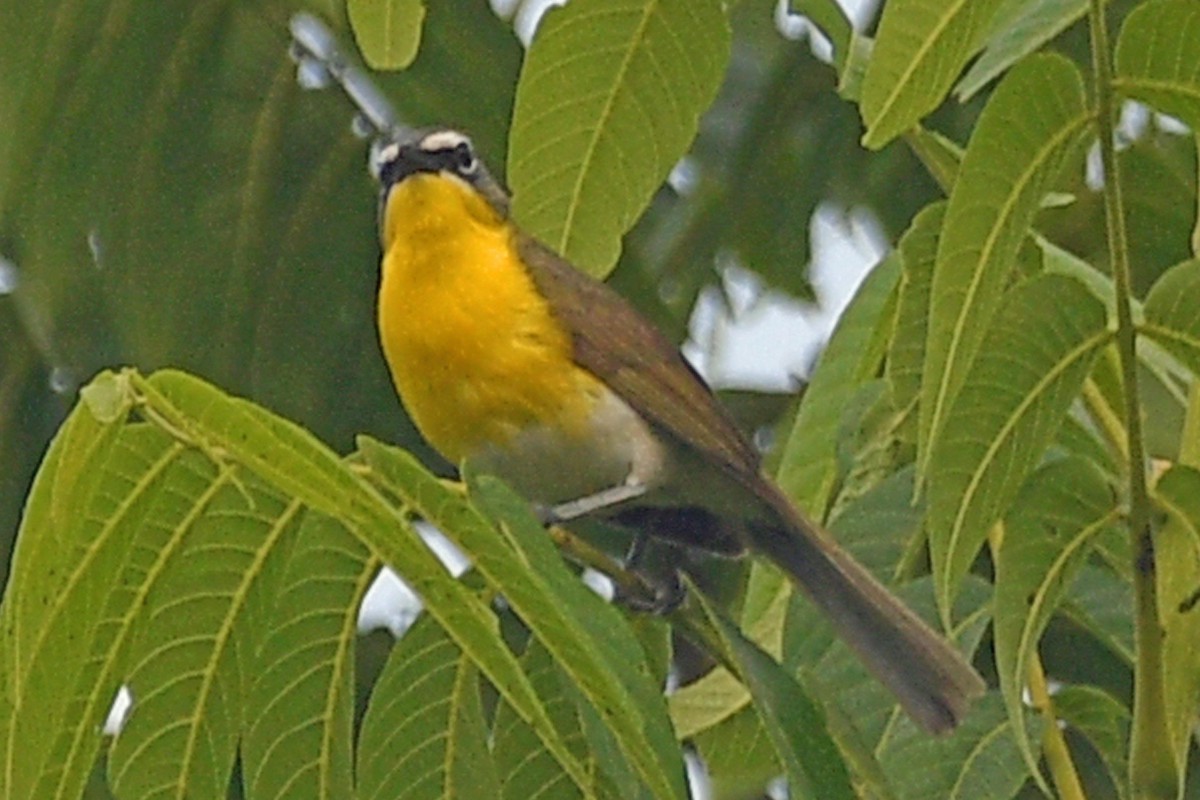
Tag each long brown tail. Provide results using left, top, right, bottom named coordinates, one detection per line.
left=747, top=488, right=985, bottom=734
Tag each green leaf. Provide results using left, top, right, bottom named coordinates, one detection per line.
left=690, top=706, right=780, bottom=800
left=877, top=692, right=1033, bottom=800
left=1115, top=0, right=1200, bottom=130
left=357, top=615, right=499, bottom=800
left=691, top=584, right=855, bottom=800
left=955, top=0, right=1090, bottom=101
left=1, top=420, right=183, bottom=800
left=789, top=0, right=852, bottom=71
left=887, top=202, right=945, bottom=412
left=349, top=0, right=426, bottom=70
left=241, top=513, right=371, bottom=799
left=1065, top=565, right=1135, bottom=664
left=107, top=463, right=303, bottom=799
left=1142, top=259, right=1200, bottom=376
left=508, top=0, right=730, bottom=277
left=1150, top=464, right=1200, bottom=789
left=919, top=54, right=1091, bottom=483
left=134, top=370, right=595, bottom=797
left=776, top=254, right=900, bottom=520
left=1053, top=685, right=1130, bottom=800
left=993, top=457, right=1119, bottom=788
left=860, top=0, right=1006, bottom=148
left=359, top=443, right=686, bottom=800
left=493, top=637, right=625, bottom=800
left=927, top=274, right=1109, bottom=617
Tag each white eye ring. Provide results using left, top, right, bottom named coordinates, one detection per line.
left=454, top=143, right=478, bottom=176
left=370, top=140, right=401, bottom=180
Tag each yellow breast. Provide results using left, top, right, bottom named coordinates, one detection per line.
left=377, top=173, right=600, bottom=464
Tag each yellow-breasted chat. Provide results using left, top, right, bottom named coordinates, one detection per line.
left=372, top=127, right=985, bottom=734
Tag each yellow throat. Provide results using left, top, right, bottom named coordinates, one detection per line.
left=377, top=172, right=601, bottom=465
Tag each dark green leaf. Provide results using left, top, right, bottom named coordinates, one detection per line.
left=993, top=457, right=1119, bottom=785
left=927, top=274, right=1109, bottom=615
left=691, top=585, right=855, bottom=800
left=919, top=54, right=1091, bottom=481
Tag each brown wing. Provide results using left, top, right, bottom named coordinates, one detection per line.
left=516, top=235, right=761, bottom=478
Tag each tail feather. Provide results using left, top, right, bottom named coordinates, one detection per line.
left=748, top=498, right=985, bottom=734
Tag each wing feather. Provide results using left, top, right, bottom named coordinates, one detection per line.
left=517, top=236, right=760, bottom=477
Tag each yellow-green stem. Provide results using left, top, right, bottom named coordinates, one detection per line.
left=1088, top=2, right=1174, bottom=796
left=1026, top=653, right=1087, bottom=800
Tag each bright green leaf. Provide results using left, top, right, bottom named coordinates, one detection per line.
left=241, top=513, right=371, bottom=800
left=358, top=615, right=499, bottom=800
left=349, top=0, right=426, bottom=70
left=1115, top=0, right=1200, bottom=130
left=919, top=54, right=1091, bottom=483
left=359, top=443, right=686, bottom=800
left=1, top=420, right=183, bottom=800
left=133, top=370, right=595, bottom=797
left=508, top=0, right=730, bottom=277
left=860, top=0, right=1006, bottom=148
left=108, top=465, right=303, bottom=800
left=927, top=274, right=1109, bottom=617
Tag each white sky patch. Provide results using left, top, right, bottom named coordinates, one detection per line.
left=358, top=522, right=471, bottom=637
left=104, top=685, right=133, bottom=736
left=685, top=203, right=887, bottom=391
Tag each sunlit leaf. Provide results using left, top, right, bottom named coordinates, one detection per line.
left=359, top=445, right=686, bottom=800
left=508, top=0, right=730, bottom=276
left=349, top=0, right=426, bottom=70
left=860, top=0, right=1005, bottom=148
left=241, top=514, right=372, bottom=799
left=357, top=615, right=499, bottom=800
left=134, top=370, right=595, bottom=796
left=108, top=464, right=301, bottom=800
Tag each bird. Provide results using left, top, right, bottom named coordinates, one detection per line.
left=371, top=126, right=985, bottom=734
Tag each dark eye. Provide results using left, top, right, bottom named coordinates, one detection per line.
left=453, top=142, right=478, bottom=175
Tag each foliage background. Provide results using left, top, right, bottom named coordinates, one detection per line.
left=2, top=0, right=1200, bottom=798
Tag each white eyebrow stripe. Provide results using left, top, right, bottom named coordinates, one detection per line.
left=419, top=130, right=471, bottom=152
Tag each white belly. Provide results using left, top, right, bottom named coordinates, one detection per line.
left=467, top=387, right=669, bottom=505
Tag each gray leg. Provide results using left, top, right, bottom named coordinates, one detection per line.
left=540, top=481, right=648, bottom=524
